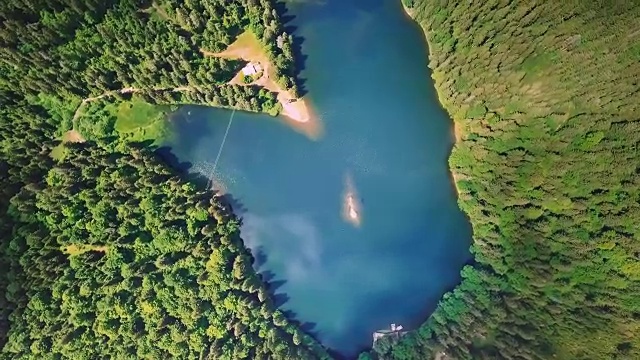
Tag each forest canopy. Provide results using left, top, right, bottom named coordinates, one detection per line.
left=0, top=0, right=327, bottom=359
left=0, top=0, right=300, bottom=140
left=3, top=0, right=640, bottom=359
left=2, top=139, right=327, bottom=359
left=368, top=1, right=640, bottom=360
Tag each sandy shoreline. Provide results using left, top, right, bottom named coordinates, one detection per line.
left=203, top=31, right=322, bottom=139
left=401, top=2, right=415, bottom=18
left=279, top=96, right=323, bottom=140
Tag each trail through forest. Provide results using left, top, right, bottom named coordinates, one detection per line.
left=201, top=30, right=321, bottom=138
left=67, top=85, right=202, bottom=142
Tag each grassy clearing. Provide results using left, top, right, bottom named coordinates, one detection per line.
left=50, top=144, right=66, bottom=160
left=108, top=97, right=173, bottom=144
left=208, top=30, right=265, bottom=60
left=69, top=97, right=172, bottom=146
left=63, top=244, right=108, bottom=256
left=51, top=130, right=85, bottom=160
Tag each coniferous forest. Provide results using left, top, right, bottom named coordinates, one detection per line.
left=0, top=0, right=327, bottom=359
left=2, top=0, right=640, bottom=359
left=366, top=1, right=640, bottom=360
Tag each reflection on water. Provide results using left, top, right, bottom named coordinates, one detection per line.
left=165, top=0, right=472, bottom=356
left=342, top=173, right=362, bottom=227
left=244, top=213, right=324, bottom=283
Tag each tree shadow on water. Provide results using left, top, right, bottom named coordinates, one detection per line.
left=252, top=245, right=326, bottom=343
left=155, top=146, right=193, bottom=173
left=299, top=320, right=318, bottom=334
left=153, top=146, right=319, bottom=331
left=258, top=271, right=289, bottom=300
left=164, top=105, right=215, bottom=157
left=273, top=292, right=290, bottom=308
left=269, top=279, right=287, bottom=293
left=284, top=309, right=320, bottom=336
left=259, top=269, right=277, bottom=283
left=276, top=2, right=310, bottom=97
left=275, top=294, right=326, bottom=347
left=218, top=192, right=248, bottom=217
left=155, top=144, right=329, bottom=354
left=291, top=34, right=309, bottom=97
left=252, top=245, right=268, bottom=268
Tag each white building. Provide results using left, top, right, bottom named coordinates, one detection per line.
left=242, top=62, right=262, bottom=76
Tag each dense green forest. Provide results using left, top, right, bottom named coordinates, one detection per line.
left=0, top=0, right=327, bottom=358
left=0, top=0, right=299, bottom=136
left=0, top=0, right=301, bottom=98
left=3, top=0, right=640, bottom=359
left=368, top=1, right=640, bottom=359
left=2, top=135, right=327, bottom=358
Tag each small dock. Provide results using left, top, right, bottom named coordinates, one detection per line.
left=373, top=323, right=407, bottom=344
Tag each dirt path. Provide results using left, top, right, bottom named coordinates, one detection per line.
left=67, top=86, right=198, bottom=143
left=201, top=31, right=322, bottom=139
left=62, top=129, right=84, bottom=143
left=66, top=30, right=321, bottom=142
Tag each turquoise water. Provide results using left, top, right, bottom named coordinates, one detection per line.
left=165, top=0, right=471, bottom=356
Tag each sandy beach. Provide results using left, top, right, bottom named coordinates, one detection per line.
left=203, top=31, right=323, bottom=139
left=401, top=2, right=415, bottom=18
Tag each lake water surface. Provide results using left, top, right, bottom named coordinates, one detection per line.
left=165, top=0, right=472, bottom=355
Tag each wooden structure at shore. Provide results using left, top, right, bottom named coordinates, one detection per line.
left=372, top=323, right=407, bottom=344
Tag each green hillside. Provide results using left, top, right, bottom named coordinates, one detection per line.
left=371, top=1, right=640, bottom=359
left=1, top=135, right=327, bottom=359
left=3, top=0, right=639, bottom=358
left=0, top=1, right=326, bottom=358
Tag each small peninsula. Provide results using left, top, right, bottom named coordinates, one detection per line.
left=203, top=30, right=322, bottom=139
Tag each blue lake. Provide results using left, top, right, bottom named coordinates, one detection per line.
left=165, top=0, right=472, bottom=356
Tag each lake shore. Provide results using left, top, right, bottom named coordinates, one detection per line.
left=203, top=31, right=322, bottom=139
left=279, top=94, right=323, bottom=140
left=401, top=2, right=414, bottom=18
left=167, top=1, right=475, bottom=352
left=401, top=1, right=463, bottom=197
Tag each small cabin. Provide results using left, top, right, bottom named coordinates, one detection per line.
left=242, top=62, right=262, bottom=76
